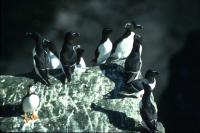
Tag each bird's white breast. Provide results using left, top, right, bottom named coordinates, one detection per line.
left=112, top=32, right=135, bottom=59
left=76, top=57, right=86, bottom=68
left=97, top=38, right=112, bottom=64
left=49, top=52, right=62, bottom=69
left=23, top=94, right=40, bottom=113
left=149, top=79, right=156, bottom=90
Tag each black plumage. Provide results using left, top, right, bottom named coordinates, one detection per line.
left=140, top=82, right=158, bottom=133
left=124, top=34, right=143, bottom=83
left=60, top=32, right=80, bottom=82
left=26, top=32, right=50, bottom=85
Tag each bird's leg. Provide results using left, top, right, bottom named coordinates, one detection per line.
left=24, top=113, right=32, bottom=123
left=31, top=111, right=39, bottom=120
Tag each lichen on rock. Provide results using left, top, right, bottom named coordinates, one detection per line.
left=0, top=62, right=164, bottom=132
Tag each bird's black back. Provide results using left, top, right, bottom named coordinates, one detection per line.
left=60, top=43, right=77, bottom=66
left=124, top=37, right=141, bottom=72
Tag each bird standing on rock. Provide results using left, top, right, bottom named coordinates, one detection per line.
left=92, top=28, right=113, bottom=65
left=26, top=32, right=50, bottom=86
left=124, top=34, right=143, bottom=83
left=22, top=85, right=40, bottom=123
left=140, top=82, right=158, bottom=133
left=110, top=21, right=143, bottom=60
left=119, top=70, right=159, bottom=98
left=60, top=32, right=80, bottom=83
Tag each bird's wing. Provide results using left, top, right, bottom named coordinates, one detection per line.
left=111, top=37, right=123, bottom=54
left=91, top=44, right=100, bottom=63
left=46, top=42, right=59, bottom=58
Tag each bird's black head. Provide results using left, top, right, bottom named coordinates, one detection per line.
left=125, top=21, right=144, bottom=30
left=145, top=69, right=160, bottom=79
left=76, top=48, right=84, bottom=56
left=25, top=32, right=41, bottom=39
left=102, top=28, right=113, bottom=36
left=64, top=32, right=80, bottom=44
left=43, top=38, right=51, bottom=44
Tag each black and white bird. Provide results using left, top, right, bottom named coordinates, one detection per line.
left=124, top=34, right=143, bottom=83
left=22, top=85, right=40, bottom=123
left=110, top=21, right=143, bottom=60
left=75, top=48, right=86, bottom=69
left=92, top=28, right=113, bottom=65
left=26, top=32, right=50, bottom=85
left=140, top=82, right=158, bottom=133
left=60, top=32, right=80, bottom=82
left=119, top=70, right=159, bottom=98
left=43, top=39, right=63, bottom=69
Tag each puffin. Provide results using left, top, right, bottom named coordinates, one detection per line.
left=110, top=21, right=143, bottom=60
left=26, top=32, right=50, bottom=86
left=92, top=28, right=113, bottom=65
left=60, top=32, right=80, bottom=82
left=22, top=85, right=40, bottom=123
left=124, top=34, right=143, bottom=83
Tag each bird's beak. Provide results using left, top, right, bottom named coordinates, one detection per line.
left=153, top=71, right=160, bottom=76
left=125, top=22, right=132, bottom=29
left=72, top=32, right=80, bottom=37
left=135, top=24, right=144, bottom=29
left=43, top=38, right=50, bottom=44
left=25, top=32, right=32, bottom=37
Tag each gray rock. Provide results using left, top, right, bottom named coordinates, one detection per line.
left=0, top=66, right=164, bottom=132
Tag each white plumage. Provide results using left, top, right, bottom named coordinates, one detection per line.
left=22, top=94, right=40, bottom=113
left=76, top=57, right=86, bottom=68
left=112, top=32, right=135, bottom=59
left=48, top=51, right=63, bottom=69
left=22, top=86, right=40, bottom=113
left=97, top=38, right=113, bottom=64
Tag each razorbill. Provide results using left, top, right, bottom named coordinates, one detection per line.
left=119, top=70, right=159, bottom=98
left=110, top=21, right=143, bottom=60
left=92, top=28, right=113, bottom=64
left=26, top=32, right=50, bottom=85
left=60, top=32, right=80, bottom=82
left=22, top=85, right=40, bottom=123
left=124, top=34, right=143, bottom=83
left=140, top=82, right=158, bottom=132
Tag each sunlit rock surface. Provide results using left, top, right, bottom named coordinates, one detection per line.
left=0, top=65, right=164, bottom=132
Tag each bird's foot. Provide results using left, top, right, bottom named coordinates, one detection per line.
left=24, top=113, right=32, bottom=123
left=31, top=112, right=39, bottom=120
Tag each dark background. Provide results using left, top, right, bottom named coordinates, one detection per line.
left=1, top=0, right=200, bottom=132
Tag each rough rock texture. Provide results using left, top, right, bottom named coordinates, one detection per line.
left=0, top=65, right=164, bottom=132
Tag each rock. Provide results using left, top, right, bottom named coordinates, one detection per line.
left=0, top=65, right=164, bottom=132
